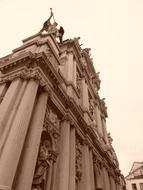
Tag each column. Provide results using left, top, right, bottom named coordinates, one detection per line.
left=66, top=52, right=74, bottom=82
left=89, top=150, right=95, bottom=190
left=0, top=78, right=22, bottom=139
left=73, top=60, right=77, bottom=86
left=69, top=126, right=76, bottom=190
left=102, top=167, right=111, bottom=190
left=110, top=176, right=117, bottom=190
left=81, top=142, right=92, bottom=190
left=57, top=119, right=70, bottom=190
left=0, top=83, right=7, bottom=103
left=81, top=77, right=89, bottom=109
left=95, top=105, right=103, bottom=137
left=0, top=80, right=27, bottom=153
left=15, top=92, right=48, bottom=190
left=93, top=164, right=103, bottom=189
left=0, top=79, right=39, bottom=190
left=102, top=118, right=109, bottom=144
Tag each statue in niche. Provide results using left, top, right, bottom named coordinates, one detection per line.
left=32, top=139, right=51, bottom=190
left=89, top=98, right=94, bottom=116
left=76, top=70, right=81, bottom=95
left=39, top=8, right=65, bottom=43
left=76, top=138, right=82, bottom=188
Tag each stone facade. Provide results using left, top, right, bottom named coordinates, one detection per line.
left=125, top=162, right=143, bottom=190
left=0, top=31, right=125, bottom=190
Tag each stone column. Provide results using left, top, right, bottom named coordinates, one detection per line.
left=81, top=77, right=89, bottom=109
left=73, top=59, right=77, bottom=86
left=102, top=118, right=109, bottom=144
left=89, top=150, right=95, bottom=190
left=66, top=52, right=74, bottom=82
left=69, top=126, right=76, bottom=190
left=81, top=141, right=92, bottom=190
left=0, top=80, right=27, bottom=153
left=0, top=83, right=7, bottom=103
left=102, top=167, right=111, bottom=190
left=0, top=78, right=22, bottom=139
left=15, top=91, right=48, bottom=190
left=57, top=119, right=70, bottom=190
left=95, top=105, right=103, bottom=137
left=0, top=79, right=39, bottom=190
left=110, top=175, right=116, bottom=190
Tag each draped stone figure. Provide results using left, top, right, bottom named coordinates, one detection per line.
left=32, top=139, right=51, bottom=190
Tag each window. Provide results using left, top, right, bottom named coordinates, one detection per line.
left=140, top=183, right=143, bottom=190
left=132, top=183, right=137, bottom=190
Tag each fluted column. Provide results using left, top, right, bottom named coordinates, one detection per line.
left=0, top=78, right=22, bottom=139
left=15, top=91, right=48, bottom=190
left=0, top=79, right=39, bottom=190
left=89, top=150, right=95, bottom=190
left=69, top=126, right=76, bottom=190
left=57, top=119, right=70, bottom=190
left=81, top=142, right=92, bottom=190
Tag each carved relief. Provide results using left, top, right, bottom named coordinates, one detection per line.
left=75, top=137, right=83, bottom=187
left=32, top=138, right=51, bottom=190
left=44, top=105, right=61, bottom=149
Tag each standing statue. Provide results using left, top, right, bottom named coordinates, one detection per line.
left=39, top=9, right=65, bottom=43
left=32, top=139, right=51, bottom=190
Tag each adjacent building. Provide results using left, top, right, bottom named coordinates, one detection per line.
left=0, top=21, right=125, bottom=190
left=126, top=162, right=143, bottom=190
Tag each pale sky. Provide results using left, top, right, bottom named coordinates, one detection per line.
left=0, top=0, right=143, bottom=177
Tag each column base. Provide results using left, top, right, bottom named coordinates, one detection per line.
left=0, top=185, right=11, bottom=190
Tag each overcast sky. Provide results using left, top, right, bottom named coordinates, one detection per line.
left=0, top=0, right=143, bottom=176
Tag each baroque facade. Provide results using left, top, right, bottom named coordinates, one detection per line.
left=125, top=162, right=143, bottom=190
left=0, top=30, right=125, bottom=190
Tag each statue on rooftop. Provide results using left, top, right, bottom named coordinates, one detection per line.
left=39, top=8, right=64, bottom=43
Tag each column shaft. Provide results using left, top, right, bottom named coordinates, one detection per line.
left=0, top=78, right=22, bottom=138
left=15, top=92, right=48, bottom=190
left=69, top=127, right=76, bottom=190
left=0, top=83, right=7, bottom=103
left=0, top=79, right=39, bottom=189
left=95, top=106, right=103, bottom=137
left=66, top=53, right=74, bottom=82
left=58, top=119, right=70, bottom=190
left=102, top=118, right=109, bottom=144
left=81, top=78, right=89, bottom=109
left=89, top=150, right=95, bottom=190
left=0, top=80, right=27, bottom=153
left=102, top=167, right=110, bottom=190
left=81, top=143, right=92, bottom=190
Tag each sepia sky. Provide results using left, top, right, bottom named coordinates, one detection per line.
left=0, top=0, right=143, bottom=176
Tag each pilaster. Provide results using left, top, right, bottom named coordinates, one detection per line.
left=69, top=126, right=76, bottom=190
left=15, top=91, right=48, bottom=190
left=0, top=79, right=39, bottom=190
left=57, top=118, right=70, bottom=190
left=80, top=140, right=92, bottom=190
left=89, top=150, right=95, bottom=190
left=0, top=78, right=22, bottom=139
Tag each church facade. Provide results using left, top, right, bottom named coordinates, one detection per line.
left=0, top=31, right=125, bottom=190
